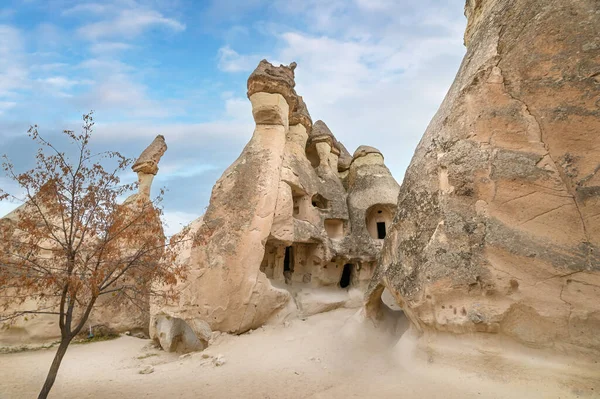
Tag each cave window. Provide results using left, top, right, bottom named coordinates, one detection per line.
left=366, top=204, right=394, bottom=240
left=291, top=185, right=309, bottom=220
left=377, top=222, right=386, bottom=239
left=292, top=195, right=301, bottom=216
left=340, top=264, right=352, bottom=288
left=311, top=193, right=329, bottom=210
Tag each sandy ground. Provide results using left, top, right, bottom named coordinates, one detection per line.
left=0, top=308, right=597, bottom=399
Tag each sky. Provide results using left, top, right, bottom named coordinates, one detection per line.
left=0, top=0, right=467, bottom=236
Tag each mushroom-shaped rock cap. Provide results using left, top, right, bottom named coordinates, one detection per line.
left=337, top=141, right=352, bottom=172
left=247, top=59, right=298, bottom=112
left=311, top=120, right=334, bottom=139
left=132, top=135, right=167, bottom=175
left=306, top=120, right=350, bottom=161
left=352, top=145, right=383, bottom=160
left=307, top=119, right=336, bottom=147
left=290, top=95, right=312, bottom=132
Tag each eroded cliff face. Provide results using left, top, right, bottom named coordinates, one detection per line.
left=366, top=0, right=600, bottom=355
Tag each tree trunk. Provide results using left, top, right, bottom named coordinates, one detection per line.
left=37, top=337, right=71, bottom=399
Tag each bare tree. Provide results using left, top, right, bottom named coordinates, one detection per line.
left=0, top=113, right=185, bottom=399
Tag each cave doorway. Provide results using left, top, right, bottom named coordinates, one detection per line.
left=340, top=264, right=353, bottom=288
left=284, top=247, right=292, bottom=272
left=283, top=246, right=293, bottom=285
left=377, top=222, right=386, bottom=239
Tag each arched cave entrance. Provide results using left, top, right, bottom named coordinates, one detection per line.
left=365, top=204, right=394, bottom=240
left=339, top=264, right=353, bottom=288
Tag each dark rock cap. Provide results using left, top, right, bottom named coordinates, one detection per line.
left=247, top=59, right=298, bottom=113
left=352, top=145, right=383, bottom=161
left=132, top=135, right=167, bottom=175
left=290, top=95, right=313, bottom=132
left=337, top=141, right=352, bottom=172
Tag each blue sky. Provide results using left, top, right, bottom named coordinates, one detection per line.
left=0, top=0, right=467, bottom=235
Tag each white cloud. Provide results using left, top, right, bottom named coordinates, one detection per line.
left=158, top=163, right=221, bottom=180
left=61, top=3, right=113, bottom=16
left=71, top=58, right=179, bottom=118
left=225, top=97, right=251, bottom=121
left=217, top=46, right=267, bottom=72
left=30, top=62, right=70, bottom=71
left=354, top=0, right=395, bottom=11
left=0, top=101, right=16, bottom=114
left=216, top=1, right=467, bottom=182
left=90, top=42, right=133, bottom=54
left=78, top=8, right=185, bottom=40
left=0, top=25, right=28, bottom=97
left=38, top=76, right=94, bottom=89
left=93, top=119, right=253, bottom=143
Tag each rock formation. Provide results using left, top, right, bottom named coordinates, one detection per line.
left=366, top=0, right=600, bottom=356
left=131, top=135, right=167, bottom=200
left=0, top=136, right=168, bottom=346
left=151, top=60, right=400, bottom=348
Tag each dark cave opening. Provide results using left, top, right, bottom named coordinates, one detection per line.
left=377, top=222, right=386, bottom=239
left=340, top=264, right=352, bottom=288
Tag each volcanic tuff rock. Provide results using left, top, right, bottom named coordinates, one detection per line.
left=151, top=60, right=400, bottom=344
left=0, top=136, right=168, bottom=346
left=132, top=135, right=167, bottom=175
left=150, top=314, right=211, bottom=353
left=366, top=0, right=600, bottom=355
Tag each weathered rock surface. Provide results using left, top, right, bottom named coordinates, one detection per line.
left=150, top=314, right=211, bottom=353
left=366, top=0, right=600, bottom=356
left=153, top=61, right=295, bottom=336
left=0, top=136, right=168, bottom=346
left=346, top=146, right=400, bottom=263
left=128, top=135, right=167, bottom=201
left=153, top=60, right=400, bottom=339
left=247, top=59, right=298, bottom=121
left=132, top=135, right=167, bottom=175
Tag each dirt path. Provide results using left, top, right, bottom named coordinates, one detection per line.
left=0, top=309, right=592, bottom=398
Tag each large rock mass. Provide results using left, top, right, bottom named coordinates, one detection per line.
left=366, top=0, right=600, bottom=355
left=152, top=60, right=400, bottom=343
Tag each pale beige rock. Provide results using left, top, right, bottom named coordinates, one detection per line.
left=337, top=141, right=353, bottom=173
left=128, top=135, right=167, bottom=201
left=0, top=136, right=168, bottom=346
left=352, top=145, right=382, bottom=160
left=250, top=92, right=289, bottom=127
left=150, top=314, right=210, bottom=353
left=247, top=59, right=299, bottom=126
left=132, top=135, right=167, bottom=175
left=366, top=0, right=600, bottom=357
left=152, top=86, right=293, bottom=337
left=152, top=60, right=401, bottom=343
